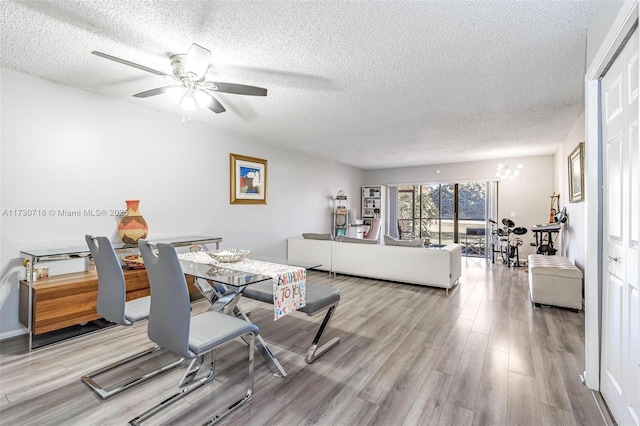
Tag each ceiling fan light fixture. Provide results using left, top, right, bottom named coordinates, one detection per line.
left=496, top=163, right=523, bottom=180
left=180, top=95, right=196, bottom=111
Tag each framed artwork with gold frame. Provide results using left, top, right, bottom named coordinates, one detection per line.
left=568, top=142, right=584, bottom=203
left=230, top=153, right=267, bottom=204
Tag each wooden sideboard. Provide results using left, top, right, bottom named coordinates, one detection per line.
left=19, top=236, right=222, bottom=350
left=19, top=269, right=198, bottom=335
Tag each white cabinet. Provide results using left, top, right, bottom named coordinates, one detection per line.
left=347, top=225, right=368, bottom=238
left=362, top=185, right=385, bottom=237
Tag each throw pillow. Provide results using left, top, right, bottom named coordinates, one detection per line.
left=383, top=235, right=425, bottom=247
left=302, top=233, right=333, bottom=241
left=339, top=236, right=377, bottom=244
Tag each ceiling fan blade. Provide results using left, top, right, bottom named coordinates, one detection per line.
left=92, top=51, right=172, bottom=78
left=208, top=97, right=226, bottom=114
left=210, top=82, right=268, bottom=96
left=184, top=44, right=211, bottom=80
left=200, top=90, right=226, bottom=113
left=132, top=86, right=179, bottom=98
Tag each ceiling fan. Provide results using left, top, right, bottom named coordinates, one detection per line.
left=91, top=43, right=267, bottom=114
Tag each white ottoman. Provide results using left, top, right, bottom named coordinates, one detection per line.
left=528, top=254, right=583, bottom=311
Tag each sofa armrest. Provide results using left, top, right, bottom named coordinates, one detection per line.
left=442, top=244, right=462, bottom=285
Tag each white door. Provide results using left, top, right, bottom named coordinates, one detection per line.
left=600, top=27, right=640, bottom=426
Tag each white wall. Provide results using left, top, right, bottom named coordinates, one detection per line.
left=0, top=68, right=364, bottom=338
left=553, top=111, right=586, bottom=269
left=0, top=66, right=3, bottom=277
left=364, top=155, right=554, bottom=256
left=586, top=0, right=628, bottom=66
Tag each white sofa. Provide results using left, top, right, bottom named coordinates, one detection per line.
left=287, top=237, right=333, bottom=272
left=287, top=237, right=462, bottom=291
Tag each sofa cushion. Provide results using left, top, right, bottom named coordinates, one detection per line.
left=338, top=236, right=377, bottom=244
left=243, top=281, right=340, bottom=316
left=528, top=254, right=583, bottom=279
left=383, top=235, right=424, bottom=247
left=302, top=233, right=333, bottom=241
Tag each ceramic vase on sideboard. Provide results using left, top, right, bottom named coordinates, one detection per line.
left=117, top=200, right=148, bottom=244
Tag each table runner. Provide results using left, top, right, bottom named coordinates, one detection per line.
left=178, top=251, right=306, bottom=320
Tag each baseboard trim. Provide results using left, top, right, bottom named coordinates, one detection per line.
left=590, top=388, right=617, bottom=426
left=0, top=328, right=28, bottom=342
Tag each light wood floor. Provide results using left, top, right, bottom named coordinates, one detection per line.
left=0, top=258, right=610, bottom=425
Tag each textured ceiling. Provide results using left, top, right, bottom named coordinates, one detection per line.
left=1, top=0, right=595, bottom=169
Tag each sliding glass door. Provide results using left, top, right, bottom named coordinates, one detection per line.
left=391, top=182, right=488, bottom=256
left=458, top=183, right=487, bottom=256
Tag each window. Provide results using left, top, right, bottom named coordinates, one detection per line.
left=393, top=182, right=488, bottom=255
left=458, top=183, right=487, bottom=256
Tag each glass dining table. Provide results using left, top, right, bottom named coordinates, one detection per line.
left=178, top=254, right=321, bottom=378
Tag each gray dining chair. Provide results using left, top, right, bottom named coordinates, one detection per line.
left=81, top=235, right=183, bottom=399
left=129, top=240, right=258, bottom=425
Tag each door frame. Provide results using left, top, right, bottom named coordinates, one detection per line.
left=585, top=1, right=638, bottom=391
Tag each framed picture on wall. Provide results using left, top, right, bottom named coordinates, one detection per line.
left=230, top=153, right=268, bottom=204
left=568, top=142, right=584, bottom=203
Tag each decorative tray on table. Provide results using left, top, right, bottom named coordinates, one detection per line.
left=207, top=249, right=251, bottom=263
